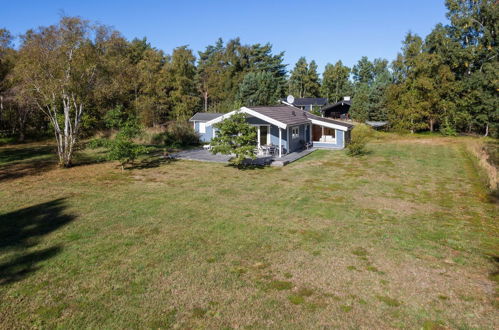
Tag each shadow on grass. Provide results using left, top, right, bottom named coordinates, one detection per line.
left=0, top=144, right=55, bottom=164
left=129, top=155, right=178, bottom=170
left=0, top=198, right=75, bottom=286
left=0, top=158, right=57, bottom=182
left=0, top=144, right=109, bottom=182
left=229, top=163, right=267, bottom=171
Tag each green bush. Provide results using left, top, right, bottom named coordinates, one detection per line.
left=152, top=122, right=200, bottom=147
left=87, top=138, right=111, bottom=149
left=440, top=118, right=458, bottom=136
left=346, top=124, right=374, bottom=156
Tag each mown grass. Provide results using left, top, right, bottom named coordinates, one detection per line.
left=0, top=136, right=497, bottom=329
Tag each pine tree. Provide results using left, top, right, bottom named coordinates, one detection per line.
left=321, top=61, right=352, bottom=103
left=164, top=46, right=200, bottom=121
left=305, top=60, right=321, bottom=98
left=236, top=71, right=280, bottom=106
left=288, top=57, right=308, bottom=97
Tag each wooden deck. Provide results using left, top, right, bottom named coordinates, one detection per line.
left=171, top=148, right=317, bottom=167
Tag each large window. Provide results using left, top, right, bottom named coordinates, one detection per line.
left=324, top=127, right=335, bottom=137
left=291, top=127, right=299, bottom=139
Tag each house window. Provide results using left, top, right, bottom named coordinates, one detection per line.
left=291, top=127, right=299, bottom=139
left=199, top=122, right=206, bottom=134
left=324, top=127, right=335, bottom=137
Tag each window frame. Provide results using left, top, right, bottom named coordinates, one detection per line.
left=291, top=126, right=300, bottom=140
left=199, top=122, right=206, bottom=134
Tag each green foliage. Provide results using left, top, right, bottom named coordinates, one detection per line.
left=321, top=60, right=352, bottom=102
left=2, top=2, right=498, bottom=143
left=210, top=111, right=257, bottom=166
left=152, top=122, right=200, bottom=147
left=197, top=38, right=286, bottom=111
left=105, top=117, right=148, bottom=169
left=350, top=57, right=392, bottom=122
left=440, top=118, right=458, bottom=136
left=346, top=124, right=374, bottom=156
left=103, top=105, right=127, bottom=129
left=236, top=71, right=280, bottom=106
left=288, top=57, right=321, bottom=98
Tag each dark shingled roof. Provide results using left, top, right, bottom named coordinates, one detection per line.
left=189, top=112, right=223, bottom=122
left=248, top=105, right=311, bottom=126
left=247, top=105, right=353, bottom=129
left=290, top=97, right=328, bottom=107
left=320, top=100, right=352, bottom=112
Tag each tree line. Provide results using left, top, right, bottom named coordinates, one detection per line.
left=0, top=0, right=497, bottom=157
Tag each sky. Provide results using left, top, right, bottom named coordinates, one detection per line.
left=1, top=0, right=449, bottom=72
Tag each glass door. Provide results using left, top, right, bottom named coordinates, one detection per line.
left=259, top=126, right=268, bottom=146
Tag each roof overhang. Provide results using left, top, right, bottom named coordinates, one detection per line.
left=309, top=118, right=350, bottom=131
left=205, top=107, right=289, bottom=129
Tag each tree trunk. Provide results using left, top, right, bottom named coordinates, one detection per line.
left=47, top=93, right=83, bottom=168
left=484, top=124, right=489, bottom=137
left=429, top=119, right=434, bottom=132
left=203, top=91, right=208, bottom=112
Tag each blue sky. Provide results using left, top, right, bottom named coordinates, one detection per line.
left=2, top=1, right=448, bottom=72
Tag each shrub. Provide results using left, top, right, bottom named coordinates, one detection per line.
left=152, top=122, right=200, bottom=147
left=210, top=111, right=257, bottom=166
left=346, top=124, right=374, bottom=156
left=440, top=118, right=457, bottom=136
left=87, top=138, right=111, bottom=149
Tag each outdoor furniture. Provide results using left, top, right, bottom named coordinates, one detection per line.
left=260, top=145, right=270, bottom=156
left=305, top=142, right=313, bottom=149
left=267, top=145, right=276, bottom=156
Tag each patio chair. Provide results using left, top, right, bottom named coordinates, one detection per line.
left=268, top=145, right=276, bottom=156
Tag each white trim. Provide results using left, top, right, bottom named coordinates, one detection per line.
left=310, top=118, right=349, bottom=131
left=254, top=124, right=271, bottom=147
left=278, top=128, right=282, bottom=158
left=204, top=110, right=239, bottom=126
left=241, top=107, right=288, bottom=129
left=204, top=108, right=288, bottom=129
left=199, top=122, right=206, bottom=133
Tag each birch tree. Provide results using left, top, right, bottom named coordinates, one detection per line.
left=13, top=17, right=99, bottom=167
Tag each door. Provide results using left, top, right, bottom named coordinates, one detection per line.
left=259, top=126, right=269, bottom=145
left=312, top=125, right=322, bottom=141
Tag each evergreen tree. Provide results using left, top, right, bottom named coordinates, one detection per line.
left=288, top=57, right=321, bottom=98
left=305, top=60, right=321, bottom=97
left=236, top=71, right=280, bottom=106
left=321, top=60, right=352, bottom=103
left=387, top=33, right=457, bottom=132
left=352, top=56, right=375, bottom=84
left=350, top=57, right=391, bottom=122
left=288, top=57, right=308, bottom=97
left=196, top=38, right=286, bottom=112
left=163, top=46, right=200, bottom=121
left=210, top=111, right=257, bottom=166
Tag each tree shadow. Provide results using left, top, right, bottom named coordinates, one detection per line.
left=130, top=155, right=177, bottom=170
left=0, top=159, right=57, bottom=182
left=0, top=144, right=57, bottom=182
left=0, top=198, right=75, bottom=286
left=0, top=144, right=54, bottom=164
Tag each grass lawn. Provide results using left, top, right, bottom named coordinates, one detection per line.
left=0, top=136, right=497, bottom=329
